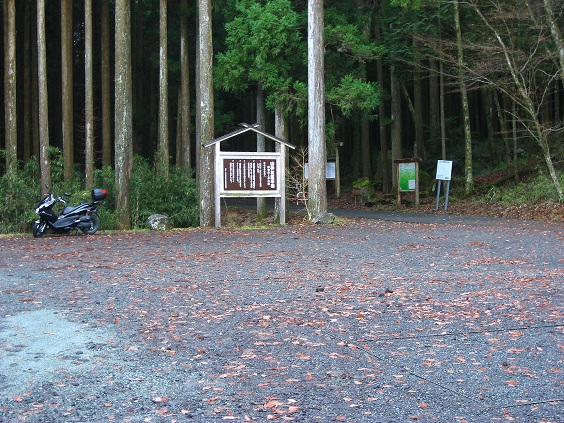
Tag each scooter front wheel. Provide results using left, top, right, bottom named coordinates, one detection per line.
left=32, top=220, right=47, bottom=238
left=81, top=214, right=100, bottom=235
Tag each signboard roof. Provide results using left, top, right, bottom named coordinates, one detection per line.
left=203, top=123, right=296, bottom=150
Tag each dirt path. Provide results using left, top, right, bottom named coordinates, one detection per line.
left=1, top=217, right=563, bottom=422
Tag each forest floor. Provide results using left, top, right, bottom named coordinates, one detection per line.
left=327, top=193, right=564, bottom=223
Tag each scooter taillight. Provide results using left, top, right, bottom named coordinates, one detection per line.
left=92, top=188, right=107, bottom=202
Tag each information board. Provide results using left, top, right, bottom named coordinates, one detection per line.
left=304, top=162, right=336, bottom=180
left=218, top=152, right=281, bottom=197
left=436, top=160, right=453, bottom=181
left=223, top=158, right=277, bottom=191
left=205, top=122, right=295, bottom=227
left=398, top=162, right=417, bottom=191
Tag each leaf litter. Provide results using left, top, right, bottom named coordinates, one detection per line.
left=0, top=218, right=562, bottom=422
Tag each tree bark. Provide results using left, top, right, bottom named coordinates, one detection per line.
left=413, top=39, right=424, bottom=159
left=157, top=0, right=169, bottom=178
left=511, top=98, right=519, bottom=183
left=494, top=92, right=511, bottom=168
left=37, top=0, right=51, bottom=192
left=390, top=64, right=402, bottom=187
left=274, top=103, right=289, bottom=223
left=543, top=0, right=564, bottom=83
left=307, top=0, right=327, bottom=220
left=361, top=116, right=371, bottom=178
left=257, top=84, right=267, bottom=219
left=482, top=89, right=497, bottom=167
left=23, top=1, right=31, bottom=162
left=32, top=7, right=39, bottom=161
left=179, top=0, right=191, bottom=172
left=115, top=0, right=133, bottom=229
left=85, top=0, right=95, bottom=188
left=375, top=24, right=390, bottom=193
left=61, top=0, right=73, bottom=181
left=133, top=1, right=145, bottom=156
left=440, top=61, right=446, bottom=160
left=176, top=92, right=182, bottom=169
left=429, top=59, right=440, bottom=142
left=4, top=0, right=17, bottom=174
left=101, top=0, right=112, bottom=167
left=197, top=0, right=215, bottom=226
left=454, top=0, right=473, bottom=195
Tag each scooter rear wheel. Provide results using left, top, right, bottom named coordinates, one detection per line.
left=32, top=221, right=47, bottom=238
left=81, top=214, right=100, bottom=235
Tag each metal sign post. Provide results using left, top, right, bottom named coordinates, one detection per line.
left=435, top=160, right=453, bottom=211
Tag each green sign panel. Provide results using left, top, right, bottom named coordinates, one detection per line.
left=398, top=162, right=416, bottom=191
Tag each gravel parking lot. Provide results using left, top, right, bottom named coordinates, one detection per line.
left=1, top=215, right=562, bottom=422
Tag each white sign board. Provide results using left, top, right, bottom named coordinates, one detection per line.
left=436, top=160, right=453, bottom=181
left=304, top=162, right=336, bottom=180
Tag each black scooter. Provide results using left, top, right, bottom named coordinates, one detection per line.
left=32, top=185, right=107, bottom=237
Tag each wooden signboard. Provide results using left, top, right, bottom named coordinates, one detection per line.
left=394, top=158, right=421, bottom=209
left=203, top=123, right=295, bottom=227
left=220, top=153, right=280, bottom=195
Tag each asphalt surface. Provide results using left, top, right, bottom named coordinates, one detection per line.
left=229, top=197, right=563, bottom=230
left=0, top=212, right=562, bottom=422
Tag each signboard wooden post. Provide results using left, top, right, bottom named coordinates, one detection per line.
left=394, top=158, right=421, bottom=209
left=203, top=123, right=295, bottom=227
left=435, top=160, right=453, bottom=211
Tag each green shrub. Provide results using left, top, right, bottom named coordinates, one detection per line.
left=352, top=177, right=376, bottom=199
left=418, top=169, right=434, bottom=196
left=0, top=151, right=199, bottom=234
left=499, top=169, right=563, bottom=204
left=0, top=162, right=40, bottom=233
left=94, top=156, right=199, bottom=230
left=129, top=156, right=199, bottom=229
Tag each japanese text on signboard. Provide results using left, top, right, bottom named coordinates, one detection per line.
left=223, top=158, right=277, bottom=191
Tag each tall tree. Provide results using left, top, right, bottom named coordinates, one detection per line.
left=390, top=64, right=402, bottom=187
left=101, top=0, right=112, bottom=167
left=412, top=39, right=424, bottom=158
left=157, top=0, right=169, bottom=178
left=61, top=0, right=73, bottom=181
left=22, top=1, right=32, bottom=162
left=31, top=6, right=40, bottom=161
left=85, top=0, right=95, bottom=188
left=453, top=0, right=473, bottom=195
left=37, top=0, right=51, bottom=192
left=543, top=0, right=564, bottom=83
left=467, top=0, right=563, bottom=200
left=178, top=0, right=191, bottom=172
left=133, top=1, right=145, bottom=156
left=375, top=23, right=391, bottom=193
left=115, top=0, right=133, bottom=229
left=308, top=0, right=327, bottom=221
left=216, top=0, right=303, bottom=105
left=197, top=0, right=215, bottom=226
left=274, top=102, right=289, bottom=223
left=4, top=0, right=17, bottom=174
left=256, top=83, right=267, bottom=219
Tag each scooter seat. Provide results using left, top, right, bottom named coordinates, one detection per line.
left=62, top=202, right=89, bottom=215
